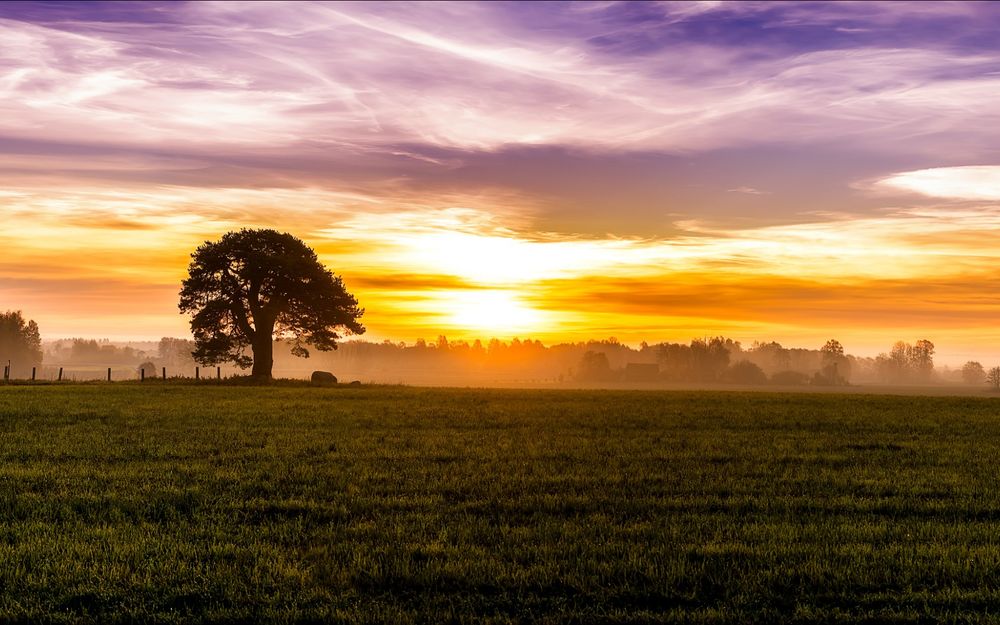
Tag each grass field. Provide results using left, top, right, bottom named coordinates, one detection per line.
left=3, top=384, right=1000, bottom=623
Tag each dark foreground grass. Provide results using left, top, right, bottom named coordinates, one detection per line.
left=2, top=385, right=1000, bottom=623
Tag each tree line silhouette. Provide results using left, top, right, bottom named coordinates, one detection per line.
left=1, top=312, right=996, bottom=387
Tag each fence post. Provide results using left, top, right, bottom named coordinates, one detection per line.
left=107, top=367, right=112, bottom=382
left=31, top=367, right=36, bottom=381
left=195, top=366, right=200, bottom=380
left=217, top=366, right=221, bottom=380
left=3, top=365, right=7, bottom=381
left=141, top=368, right=145, bottom=382
left=58, top=367, right=63, bottom=381
left=162, top=367, right=167, bottom=380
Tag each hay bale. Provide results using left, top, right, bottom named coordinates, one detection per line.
left=310, top=371, right=337, bottom=385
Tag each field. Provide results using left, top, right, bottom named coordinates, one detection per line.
left=3, top=384, right=1000, bottom=623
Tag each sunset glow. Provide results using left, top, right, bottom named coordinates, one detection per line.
left=4, top=1, right=1000, bottom=363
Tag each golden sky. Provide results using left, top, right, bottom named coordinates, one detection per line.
left=4, top=2, right=1000, bottom=364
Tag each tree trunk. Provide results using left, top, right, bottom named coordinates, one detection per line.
left=250, top=330, right=274, bottom=380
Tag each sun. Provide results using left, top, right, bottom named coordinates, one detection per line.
left=441, top=290, right=547, bottom=334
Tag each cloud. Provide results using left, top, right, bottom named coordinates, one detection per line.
left=4, top=2, right=1000, bottom=359
left=727, top=186, right=769, bottom=195
left=876, top=166, right=1000, bottom=201
left=2, top=2, right=1000, bottom=161
left=6, top=174, right=1000, bottom=356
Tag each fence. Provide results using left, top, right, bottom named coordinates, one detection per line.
left=1, top=363, right=228, bottom=383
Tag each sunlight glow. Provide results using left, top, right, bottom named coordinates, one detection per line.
left=441, top=290, right=547, bottom=333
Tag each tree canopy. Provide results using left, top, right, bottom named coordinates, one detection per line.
left=0, top=310, right=42, bottom=374
left=179, top=229, right=364, bottom=379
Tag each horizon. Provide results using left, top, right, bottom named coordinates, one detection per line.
left=4, top=1, right=1000, bottom=366
left=32, top=333, right=980, bottom=370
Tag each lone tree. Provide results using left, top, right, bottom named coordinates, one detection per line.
left=179, top=229, right=364, bottom=379
left=0, top=310, right=42, bottom=376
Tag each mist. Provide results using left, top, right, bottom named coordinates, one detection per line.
left=25, top=334, right=989, bottom=391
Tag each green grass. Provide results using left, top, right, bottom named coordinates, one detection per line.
left=2, top=385, right=1000, bottom=623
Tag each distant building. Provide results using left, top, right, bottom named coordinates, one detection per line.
left=623, top=363, right=659, bottom=382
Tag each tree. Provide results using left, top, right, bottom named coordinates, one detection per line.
left=689, top=337, right=731, bottom=381
left=721, top=360, right=767, bottom=385
left=910, top=339, right=934, bottom=381
left=752, top=341, right=790, bottom=372
left=962, top=361, right=985, bottom=385
left=158, top=337, right=197, bottom=367
left=888, top=341, right=910, bottom=381
left=576, top=351, right=613, bottom=382
left=0, top=311, right=42, bottom=376
left=987, top=367, right=1000, bottom=391
left=179, top=229, right=364, bottom=379
left=819, top=339, right=850, bottom=383
left=820, top=339, right=844, bottom=360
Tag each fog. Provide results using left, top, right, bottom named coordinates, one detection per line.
left=23, top=335, right=990, bottom=390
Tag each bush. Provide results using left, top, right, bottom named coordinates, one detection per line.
left=721, top=361, right=767, bottom=385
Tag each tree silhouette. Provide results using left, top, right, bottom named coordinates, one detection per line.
left=987, top=367, right=1000, bottom=391
left=179, top=229, right=364, bottom=379
left=689, top=337, right=731, bottom=381
left=722, top=360, right=767, bottom=385
left=0, top=310, right=42, bottom=376
left=962, top=361, right=985, bottom=385
left=819, top=339, right=850, bottom=384
left=820, top=339, right=844, bottom=359
left=910, top=339, right=934, bottom=381
left=576, top=350, right=612, bottom=382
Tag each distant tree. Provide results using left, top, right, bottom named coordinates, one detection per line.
left=656, top=342, right=693, bottom=381
left=987, top=367, right=1000, bottom=391
left=812, top=368, right=847, bottom=386
left=689, top=337, right=731, bottom=381
left=721, top=360, right=767, bottom=385
left=158, top=337, right=197, bottom=367
left=910, top=339, right=935, bottom=381
left=179, top=229, right=364, bottom=379
left=0, top=311, right=42, bottom=374
left=819, top=339, right=850, bottom=383
left=752, top=341, right=790, bottom=371
left=888, top=341, right=910, bottom=381
left=820, top=339, right=844, bottom=360
left=138, top=361, right=158, bottom=378
left=576, top=351, right=613, bottom=382
left=962, top=361, right=985, bottom=385
left=69, top=339, right=102, bottom=363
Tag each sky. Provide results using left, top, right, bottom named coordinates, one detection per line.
left=3, top=1, right=1000, bottom=364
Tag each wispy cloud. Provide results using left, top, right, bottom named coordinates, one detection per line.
left=3, top=2, right=1000, bottom=359
left=876, top=166, right=1000, bottom=201
left=3, top=2, right=1000, bottom=158
left=727, top=186, right=769, bottom=195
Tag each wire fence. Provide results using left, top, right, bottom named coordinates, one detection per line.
left=1, top=362, right=228, bottom=383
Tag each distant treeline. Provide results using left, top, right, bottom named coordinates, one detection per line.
left=10, top=325, right=992, bottom=387
left=270, top=335, right=977, bottom=387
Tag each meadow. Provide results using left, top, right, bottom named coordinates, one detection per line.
left=2, top=384, right=1000, bottom=623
